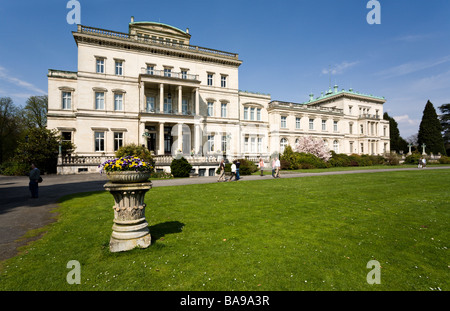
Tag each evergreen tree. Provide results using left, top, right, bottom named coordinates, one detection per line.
left=438, top=103, right=450, bottom=155
left=417, top=100, right=446, bottom=155
left=383, top=112, right=408, bottom=153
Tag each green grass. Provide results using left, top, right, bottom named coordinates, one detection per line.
left=0, top=170, right=449, bottom=291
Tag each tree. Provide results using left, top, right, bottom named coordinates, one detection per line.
left=438, top=103, right=450, bottom=155
left=22, top=95, right=48, bottom=129
left=417, top=100, right=446, bottom=155
left=0, top=97, right=25, bottom=163
left=11, top=127, right=74, bottom=174
left=383, top=112, right=408, bottom=153
left=293, top=136, right=331, bottom=161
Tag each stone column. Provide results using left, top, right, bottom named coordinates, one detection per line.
left=177, top=123, right=183, bottom=153
left=177, top=86, right=182, bottom=114
left=140, top=81, right=145, bottom=112
left=159, top=83, right=164, bottom=113
left=158, top=122, right=165, bottom=155
left=194, top=87, right=199, bottom=115
left=104, top=181, right=152, bottom=252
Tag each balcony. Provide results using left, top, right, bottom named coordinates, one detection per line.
left=141, top=68, right=199, bottom=82
left=77, top=25, right=240, bottom=60
left=141, top=107, right=195, bottom=116
left=359, top=114, right=380, bottom=120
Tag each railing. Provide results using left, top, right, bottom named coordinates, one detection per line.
left=78, top=25, right=239, bottom=60
left=269, top=101, right=344, bottom=114
left=141, top=107, right=195, bottom=116
left=359, top=114, right=380, bottom=120
left=141, top=68, right=199, bottom=81
left=61, top=155, right=115, bottom=165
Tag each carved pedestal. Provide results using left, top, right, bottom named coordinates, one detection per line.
left=104, top=181, right=152, bottom=252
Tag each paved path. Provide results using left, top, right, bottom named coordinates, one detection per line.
left=1, top=166, right=449, bottom=261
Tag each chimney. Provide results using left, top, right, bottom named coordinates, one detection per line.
left=131, top=16, right=134, bottom=23
left=186, top=28, right=190, bottom=34
left=309, top=93, right=314, bottom=101
left=334, top=84, right=338, bottom=93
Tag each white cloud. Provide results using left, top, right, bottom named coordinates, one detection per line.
left=393, top=33, right=435, bottom=43
left=393, top=114, right=420, bottom=126
left=0, top=66, right=46, bottom=95
left=375, top=55, right=450, bottom=79
left=322, top=61, right=360, bottom=75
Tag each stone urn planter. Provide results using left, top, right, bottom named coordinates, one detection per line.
left=106, top=171, right=151, bottom=183
left=104, top=179, right=152, bottom=252
left=99, top=156, right=153, bottom=252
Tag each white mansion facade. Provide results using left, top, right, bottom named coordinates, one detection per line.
left=47, top=19, right=390, bottom=174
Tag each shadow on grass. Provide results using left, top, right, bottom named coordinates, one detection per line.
left=149, top=221, right=184, bottom=244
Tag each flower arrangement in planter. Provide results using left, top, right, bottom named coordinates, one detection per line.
left=99, top=156, right=153, bottom=183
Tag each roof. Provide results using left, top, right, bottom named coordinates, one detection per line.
left=129, top=21, right=190, bottom=37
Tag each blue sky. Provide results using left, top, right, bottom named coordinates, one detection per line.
left=0, top=0, right=449, bottom=139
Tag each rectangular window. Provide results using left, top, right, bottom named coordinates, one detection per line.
left=250, top=107, right=255, bottom=121
left=181, top=70, right=187, bottom=79
left=257, top=137, right=263, bottom=153
left=146, top=65, right=154, bottom=75
left=221, top=75, right=227, bottom=88
left=115, top=61, right=123, bottom=76
left=182, top=99, right=188, bottom=114
left=207, top=102, right=214, bottom=117
left=208, top=135, right=214, bottom=152
left=62, top=92, right=72, bottom=110
left=257, top=108, right=261, bottom=121
left=244, top=137, right=249, bottom=153
left=164, top=68, right=172, bottom=77
left=221, top=103, right=227, bottom=118
left=207, top=74, right=213, bottom=86
left=322, top=120, right=327, bottom=131
left=61, top=132, right=72, bottom=143
left=164, top=97, right=172, bottom=113
left=146, top=96, right=155, bottom=112
left=334, top=121, right=338, bottom=132
left=281, top=116, right=287, bottom=128
left=361, top=143, right=364, bottom=153
left=95, top=92, right=105, bottom=110
left=96, top=58, right=104, bottom=73
left=221, top=135, right=227, bottom=152
left=309, top=118, right=314, bottom=130
left=296, top=117, right=301, bottom=129
left=95, top=132, right=105, bottom=152
left=114, top=132, right=123, bottom=151
left=244, top=107, right=249, bottom=120
left=114, top=94, right=123, bottom=111
left=349, top=123, right=353, bottom=134
left=251, top=137, right=256, bottom=153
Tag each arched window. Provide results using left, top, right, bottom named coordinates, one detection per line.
left=280, top=138, right=288, bottom=153
left=333, top=140, right=339, bottom=153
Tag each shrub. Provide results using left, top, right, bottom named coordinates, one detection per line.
left=439, top=156, right=450, bottom=164
left=404, top=153, right=422, bottom=165
left=384, top=152, right=400, bottom=166
left=170, top=157, right=192, bottom=177
left=150, top=171, right=174, bottom=179
left=116, top=144, right=154, bottom=172
left=0, top=160, right=29, bottom=176
left=295, top=152, right=329, bottom=169
left=329, top=152, right=351, bottom=167
left=237, top=159, right=258, bottom=175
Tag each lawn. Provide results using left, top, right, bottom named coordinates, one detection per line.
left=0, top=170, right=448, bottom=291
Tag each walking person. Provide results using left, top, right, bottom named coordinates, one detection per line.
left=418, top=157, right=423, bottom=169
left=259, top=157, right=265, bottom=176
left=422, top=157, right=426, bottom=168
left=217, top=159, right=226, bottom=182
left=272, top=158, right=276, bottom=178
left=275, top=157, right=281, bottom=178
left=235, top=159, right=241, bottom=181
left=228, top=161, right=236, bottom=181
left=28, top=163, right=41, bottom=198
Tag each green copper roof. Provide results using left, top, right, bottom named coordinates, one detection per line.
left=303, top=88, right=385, bottom=105
left=129, top=21, right=189, bottom=35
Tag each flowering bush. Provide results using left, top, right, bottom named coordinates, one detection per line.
left=294, top=136, right=331, bottom=162
left=99, top=156, right=152, bottom=173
